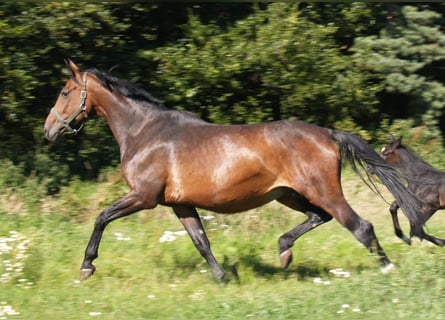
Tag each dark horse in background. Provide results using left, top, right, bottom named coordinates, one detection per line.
left=44, top=60, right=425, bottom=283
left=381, top=135, right=445, bottom=246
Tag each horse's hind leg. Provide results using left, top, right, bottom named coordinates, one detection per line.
left=413, top=208, right=445, bottom=246
left=277, top=195, right=333, bottom=268
left=336, top=205, right=393, bottom=272
left=422, top=233, right=445, bottom=246
left=393, top=202, right=445, bottom=246
left=390, top=201, right=412, bottom=245
left=291, top=191, right=392, bottom=271
left=173, top=206, right=226, bottom=283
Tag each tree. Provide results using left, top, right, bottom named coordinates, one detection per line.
left=0, top=3, right=161, bottom=191
left=352, top=5, right=445, bottom=142
left=146, top=3, right=382, bottom=138
left=3, top=2, right=442, bottom=192
left=0, top=2, right=254, bottom=191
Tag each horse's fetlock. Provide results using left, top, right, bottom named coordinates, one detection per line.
left=278, top=235, right=293, bottom=252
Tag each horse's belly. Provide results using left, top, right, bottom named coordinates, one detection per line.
left=199, top=190, right=284, bottom=213
left=163, top=143, right=290, bottom=212
left=166, top=181, right=287, bottom=214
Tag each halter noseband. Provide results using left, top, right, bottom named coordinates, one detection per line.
left=51, top=72, right=89, bottom=135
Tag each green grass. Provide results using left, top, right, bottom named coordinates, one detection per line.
left=0, top=172, right=444, bottom=319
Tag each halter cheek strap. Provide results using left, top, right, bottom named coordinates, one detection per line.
left=51, top=72, right=89, bottom=135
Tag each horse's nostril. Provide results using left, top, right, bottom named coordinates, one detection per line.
left=44, top=126, right=57, bottom=142
left=44, top=126, right=50, bottom=139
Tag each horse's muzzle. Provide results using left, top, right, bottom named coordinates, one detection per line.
left=44, top=122, right=63, bottom=142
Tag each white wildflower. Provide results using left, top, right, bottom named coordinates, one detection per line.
left=0, top=232, right=30, bottom=284
left=189, top=290, right=204, bottom=300
left=114, top=232, right=131, bottom=241
left=329, top=268, right=351, bottom=278
left=159, top=230, right=187, bottom=243
left=336, top=310, right=345, bottom=314
left=313, top=277, right=331, bottom=285
left=0, top=302, right=20, bottom=317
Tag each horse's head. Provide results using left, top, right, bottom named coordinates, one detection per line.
left=44, top=59, right=92, bottom=142
left=380, top=135, right=402, bottom=165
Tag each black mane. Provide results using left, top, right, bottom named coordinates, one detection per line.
left=86, top=68, right=167, bottom=109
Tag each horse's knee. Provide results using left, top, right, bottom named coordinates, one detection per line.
left=94, top=213, right=108, bottom=229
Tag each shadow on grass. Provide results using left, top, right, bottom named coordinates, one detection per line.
left=224, top=255, right=329, bottom=282
left=170, top=251, right=334, bottom=283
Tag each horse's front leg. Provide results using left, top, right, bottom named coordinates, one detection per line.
left=390, top=201, right=411, bottom=245
left=173, top=206, right=227, bottom=284
left=80, top=191, right=145, bottom=280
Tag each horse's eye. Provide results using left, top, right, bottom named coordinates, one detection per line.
left=61, top=91, right=69, bottom=97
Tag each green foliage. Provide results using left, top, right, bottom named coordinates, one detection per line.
left=353, top=5, right=445, bottom=139
left=0, top=3, right=161, bottom=189
left=0, top=160, right=47, bottom=216
left=0, top=176, right=444, bottom=319
left=2, top=4, right=445, bottom=317
left=0, top=3, right=444, bottom=193
left=147, top=3, right=382, bottom=133
left=0, top=160, right=26, bottom=191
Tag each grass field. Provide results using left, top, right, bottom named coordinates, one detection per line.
left=0, top=171, right=444, bottom=319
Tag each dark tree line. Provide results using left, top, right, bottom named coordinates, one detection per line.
left=0, top=3, right=444, bottom=193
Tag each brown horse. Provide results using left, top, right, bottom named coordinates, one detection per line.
left=381, top=135, right=445, bottom=246
left=44, top=60, right=425, bottom=282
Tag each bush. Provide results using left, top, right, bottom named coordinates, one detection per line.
left=0, top=160, right=26, bottom=191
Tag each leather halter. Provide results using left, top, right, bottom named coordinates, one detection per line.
left=50, top=72, right=89, bottom=135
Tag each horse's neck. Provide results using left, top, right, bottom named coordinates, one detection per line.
left=399, top=164, right=418, bottom=180
left=95, top=91, right=154, bottom=155
left=397, top=149, right=430, bottom=179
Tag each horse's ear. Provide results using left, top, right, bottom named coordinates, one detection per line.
left=389, top=136, right=402, bottom=150
left=389, top=134, right=396, bottom=142
left=64, top=58, right=80, bottom=79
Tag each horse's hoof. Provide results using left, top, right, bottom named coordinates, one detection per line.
left=80, top=268, right=95, bottom=280
left=217, top=274, right=230, bottom=287
left=402, top=236, right=412, bottom=246
left=381, top=263, right=395, bottom=274
left=279, top=249, right=293, bottom=269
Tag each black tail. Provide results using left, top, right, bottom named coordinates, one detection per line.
left=332, top=130, right=424, bottom=239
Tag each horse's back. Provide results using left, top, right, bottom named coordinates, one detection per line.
left=169, top=120, right=337, bottom=179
